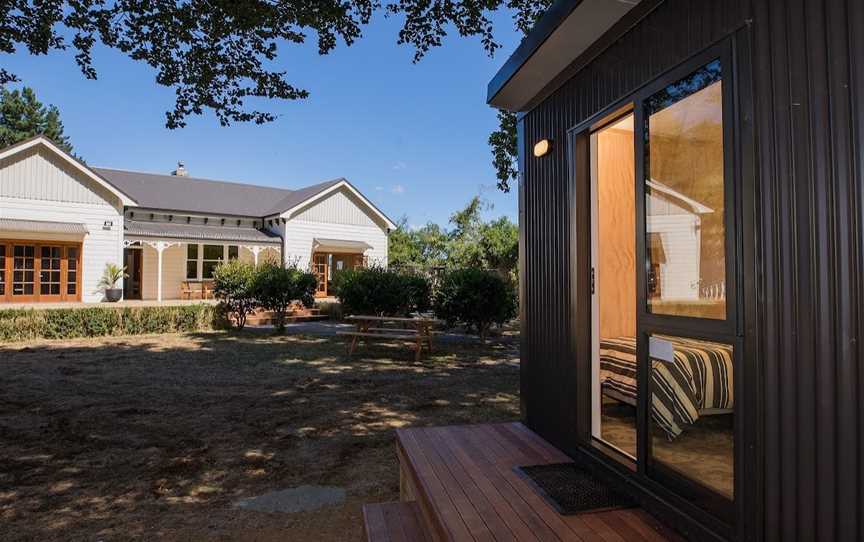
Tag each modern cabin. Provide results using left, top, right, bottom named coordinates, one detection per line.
left=0, top=136, right=395, bottom=304
left=481, top=0, right=863, bottom=541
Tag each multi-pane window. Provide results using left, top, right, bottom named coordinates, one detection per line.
left=201, top=244, right=224, bottom=279
left=67, top=247, right=78, bottom=295
left=228, top=245, right=239, bottom=260
left=12, top=245, right=35, bottom=295
left=39, top=246, right=62, bottom=295
left=186, top=244, right=199, bottom=279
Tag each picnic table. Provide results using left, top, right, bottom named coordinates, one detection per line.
left=337, top=315, right=444, bottom=361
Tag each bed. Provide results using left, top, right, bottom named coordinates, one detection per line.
left=599, top=336, right=733, bottom=440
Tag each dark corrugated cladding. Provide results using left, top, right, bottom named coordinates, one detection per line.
left=517, top=0, right=863, bottom=540
left=749, top=0, right=863, bottom=540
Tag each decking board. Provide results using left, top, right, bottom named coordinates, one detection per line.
left=395, top=423, right=683, bottom=541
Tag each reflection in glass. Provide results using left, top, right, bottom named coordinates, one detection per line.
left=649, top=334, right=734, bottom=499
left=591, top=114, right=638, bottom=459
left=646, top=60, right=726, bottom=319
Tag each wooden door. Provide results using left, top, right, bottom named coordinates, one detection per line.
left=124, top=248, right=143, bottom=300
left=312, top=253, right=328, bottom=297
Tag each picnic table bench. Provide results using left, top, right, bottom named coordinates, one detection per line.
left=337, top=315, right=444, bottom=361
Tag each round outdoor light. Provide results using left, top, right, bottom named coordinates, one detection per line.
left=533, top=139, right=552, bottom=157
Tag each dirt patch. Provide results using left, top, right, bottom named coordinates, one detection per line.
left=0, top=330, right=519, bottom=541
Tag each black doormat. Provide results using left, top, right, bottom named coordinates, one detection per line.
left=517, top=462, right=637, bottom=515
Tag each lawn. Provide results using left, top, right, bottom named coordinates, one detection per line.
left=0, top=330, right=519, bottom=541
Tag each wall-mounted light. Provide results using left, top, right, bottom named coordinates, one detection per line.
left=533, top=139, right=552, bottom=157
left=103, top=220, right=113, bottom=230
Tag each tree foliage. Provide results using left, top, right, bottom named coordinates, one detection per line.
left=332, top=266, right=431, bottom=316
left=212, top=259, right=258, bottom=329
left=389, top=196, right=517, bottom=275
left=253, top=262, right=317, bottom=332
left=432, top=268, right=517, bottom=339
left=488, top=109, right=518, bottom=192
left=0, top=0, right=551, bottom=130
left=0, top=86, right=74, bottom=154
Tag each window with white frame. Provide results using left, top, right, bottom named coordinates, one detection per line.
left=186, top=244, right=240, bottom=279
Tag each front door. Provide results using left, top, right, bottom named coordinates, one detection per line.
left=312, top=253, right=328, bottom=297
left=123, top=248, right=143, bottom=300
left=585, top=46, right=737, bottom=524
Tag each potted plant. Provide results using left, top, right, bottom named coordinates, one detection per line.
left=99, top=263, right=128, bottom=302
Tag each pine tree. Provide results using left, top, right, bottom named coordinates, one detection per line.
left=0, top=87, right=74, bottom=155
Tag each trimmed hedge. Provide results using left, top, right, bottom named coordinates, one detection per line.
left=0, top=304, right=219, bottom=343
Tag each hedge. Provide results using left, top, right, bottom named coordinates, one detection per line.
left=0, top=304, right=220, bottom=343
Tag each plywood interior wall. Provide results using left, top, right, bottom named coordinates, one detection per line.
left=597, top=126, right=636, bottom=340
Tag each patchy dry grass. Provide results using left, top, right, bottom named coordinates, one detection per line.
left=0, top=330, right=519, bottom=541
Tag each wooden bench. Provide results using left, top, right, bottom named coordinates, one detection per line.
left=362, top=501, right=430, bottom=542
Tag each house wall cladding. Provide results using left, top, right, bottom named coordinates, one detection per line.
left=518, top=0, right=862, bottom=540
left=0, top=147, right=124, bottom=302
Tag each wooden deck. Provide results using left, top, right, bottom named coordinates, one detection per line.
left=363, top=422, right=682, bottom=541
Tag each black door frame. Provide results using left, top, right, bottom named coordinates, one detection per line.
left=565, top=34, right=758, bottom=541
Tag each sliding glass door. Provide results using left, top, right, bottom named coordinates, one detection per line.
left=586, top=45, right=737, bottom=523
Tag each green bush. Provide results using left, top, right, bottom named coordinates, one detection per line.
left=432, top=269, right=517, bottom=339
left=332, top=266, right=431, bottom=316
left=0, top=304, right=218, bottom=343
left=253, top=262, right=318, bottom=332
left=212, top=259, right=258, bottom=329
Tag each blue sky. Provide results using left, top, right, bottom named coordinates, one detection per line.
left=4, top=13, right=522, bottom=228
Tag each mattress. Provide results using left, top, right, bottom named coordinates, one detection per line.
left=599, top=336, right=733, bottom=440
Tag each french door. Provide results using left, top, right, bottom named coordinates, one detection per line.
left=1, top=241, right=82, bottom=302
left=585, top=43, right=738, bottom=524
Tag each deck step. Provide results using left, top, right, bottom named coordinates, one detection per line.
left=391, top=423, right=683, bottom=542
left=363, top=501, right=431, bottom=542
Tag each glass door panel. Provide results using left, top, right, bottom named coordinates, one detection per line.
left=67, top=246, right=79, bottom=297
left=639, top=55, right=736, bottom=515
left=645, top=60, right=726, bottom=320
left=0, top=245, right=6, bottom=297
left=12, top=245, right=35, bottom=297
left=648, top=334, right=734, bottom=499
left=590, top=112, right=638, bottom=460
left=39, top=246, right=62, bottom=297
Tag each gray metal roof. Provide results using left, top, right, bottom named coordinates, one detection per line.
left=92, top=167, right=343, bottom=217
left=125, top=219, right=282, bottom=245
left=0, top=218, right=89, bottom=235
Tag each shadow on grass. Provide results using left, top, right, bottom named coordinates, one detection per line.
left=0, top=330, right=519, bottom=540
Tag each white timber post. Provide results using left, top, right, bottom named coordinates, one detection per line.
left=145, top=241, right=176, bottom=302
left=251, top=246, right=263, bottom=267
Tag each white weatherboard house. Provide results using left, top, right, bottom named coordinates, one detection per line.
left=0, top=136, right=395, bottom=304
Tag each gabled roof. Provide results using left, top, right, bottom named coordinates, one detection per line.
left=0, top=135, right=137, bottom=206
left=93, top=167, right=344, bottom=217
left=276, top=178, right=398, bottom=230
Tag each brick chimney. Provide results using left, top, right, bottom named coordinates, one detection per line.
left=172, top=161, right=188, bottom=177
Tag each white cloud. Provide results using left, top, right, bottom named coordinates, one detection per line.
left=391, top=184, right=405, bottom=195
left=392, top=161, right=407, bottom=171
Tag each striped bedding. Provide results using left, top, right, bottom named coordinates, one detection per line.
left=600, top=336, right=733, bottom=440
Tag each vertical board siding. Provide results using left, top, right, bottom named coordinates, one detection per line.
left=750, top=0, right=863, bottom=540
left=0, top=147, right=114, bottom=206
left=291, top=188, right=385, bottom=228
left=519, top=0, right=862, bottom=539
left=520, top=0, right=748, bottom=464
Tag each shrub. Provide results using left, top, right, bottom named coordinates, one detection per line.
left=332, top=266, right=431, bottom=316
left=432, top=269, right=517, bottom=339
left=212, top=259, right=258, bottom=328
left=253, top=262, right=318, bottom=332
left=0, top=304, right=218, bottom=343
